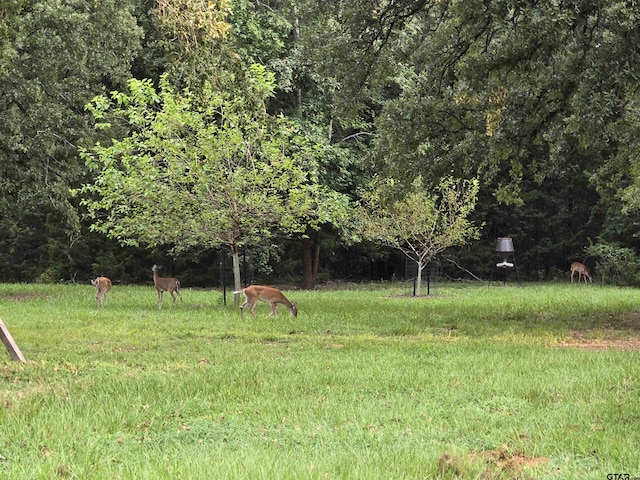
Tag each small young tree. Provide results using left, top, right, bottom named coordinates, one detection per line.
left=78, top=66, right=345, bottom=302
left=357, top=175, right=481, bottom=296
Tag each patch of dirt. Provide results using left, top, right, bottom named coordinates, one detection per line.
left=556, top=329, right=640, bottom=350
left=469, top=446, right=548, bottom=478
left=475, top=449, right=547, bottom=469
left=473, top=448, right=548, bottom=477
left=439, top=446, right=548, bottom=478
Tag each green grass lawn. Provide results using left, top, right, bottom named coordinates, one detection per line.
left=1, top=281, right=639, bottom=479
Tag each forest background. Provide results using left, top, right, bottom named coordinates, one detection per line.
left=2, top=0, right=640, bottom=288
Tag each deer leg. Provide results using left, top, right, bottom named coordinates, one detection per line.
left=248, top=299, right=258, bottom=317
left=170, top=291, right=176, bottom=307
left=157, top=291, right=163, bottom=309
left=239, top=292, right=250, bottom=317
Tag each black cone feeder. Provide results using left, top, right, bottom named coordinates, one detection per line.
left=496, top=237, right=515, bottom=269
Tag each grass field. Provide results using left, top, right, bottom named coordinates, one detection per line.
left=1, top=281, right=639, bottom=479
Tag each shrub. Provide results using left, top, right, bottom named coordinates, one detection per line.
left=585, top=241, right=640, bottom=285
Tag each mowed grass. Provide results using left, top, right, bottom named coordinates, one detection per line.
left=1, top=281, right=640, bottom=479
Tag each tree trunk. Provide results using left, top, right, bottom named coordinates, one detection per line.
left=415, top=259, right=423, bottom=297
left=231, top=243, right=242, bottom=306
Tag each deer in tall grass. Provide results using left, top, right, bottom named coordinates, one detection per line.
left=91, top=276, right=112, bottom=307
left=570, top=261, right=593, bottom=284
left=152, top=264, right=182, bottom=308
left=234, top=285, right=297, bottom=318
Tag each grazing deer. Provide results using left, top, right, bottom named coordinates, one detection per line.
left=234, top=285, right=297, bottom=318
left=152, top=264, right=183, bottom=308
left=570, top=261, right=593, bottom=284
left=91, top=276, right=112, bottom=307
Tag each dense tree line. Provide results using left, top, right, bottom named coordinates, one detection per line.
left=1, top=0, right=639, bottom=286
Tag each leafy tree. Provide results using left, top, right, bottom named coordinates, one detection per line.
left=279, top=0, right=376, bottom=287
left=357, top=176, right=481, bottom=295
left=151, top=0, right=233, bottom=87
left=131, top=0, right=362, bottom=288
left=0, top=0, right=25, bottom=76
left=303, top=0, right=640, bottom=278
left=0, top=0, right=142, bottom=281
left=79, top=65, right=348, bottom=298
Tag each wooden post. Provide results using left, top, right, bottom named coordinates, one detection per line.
left=0, top=319, right=26, bottom=362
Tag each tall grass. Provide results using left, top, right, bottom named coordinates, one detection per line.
left=1, top=282, right=639, bottom=478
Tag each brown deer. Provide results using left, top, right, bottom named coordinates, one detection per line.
left=152, top=264, right=182, bottom=308
left=91, top=277, right=112, bottom=307
left=234, top=285, right=297, bottom=318
left=570, top=262, right=592, bottom=284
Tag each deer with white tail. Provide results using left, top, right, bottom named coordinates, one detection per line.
left=570, top=261, right=592, bottom=284
left=91, top=276, right=112, bottom=307
left=152, top=264, right=183, bottom=308
left=234, top=285, right=297, bottom=318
